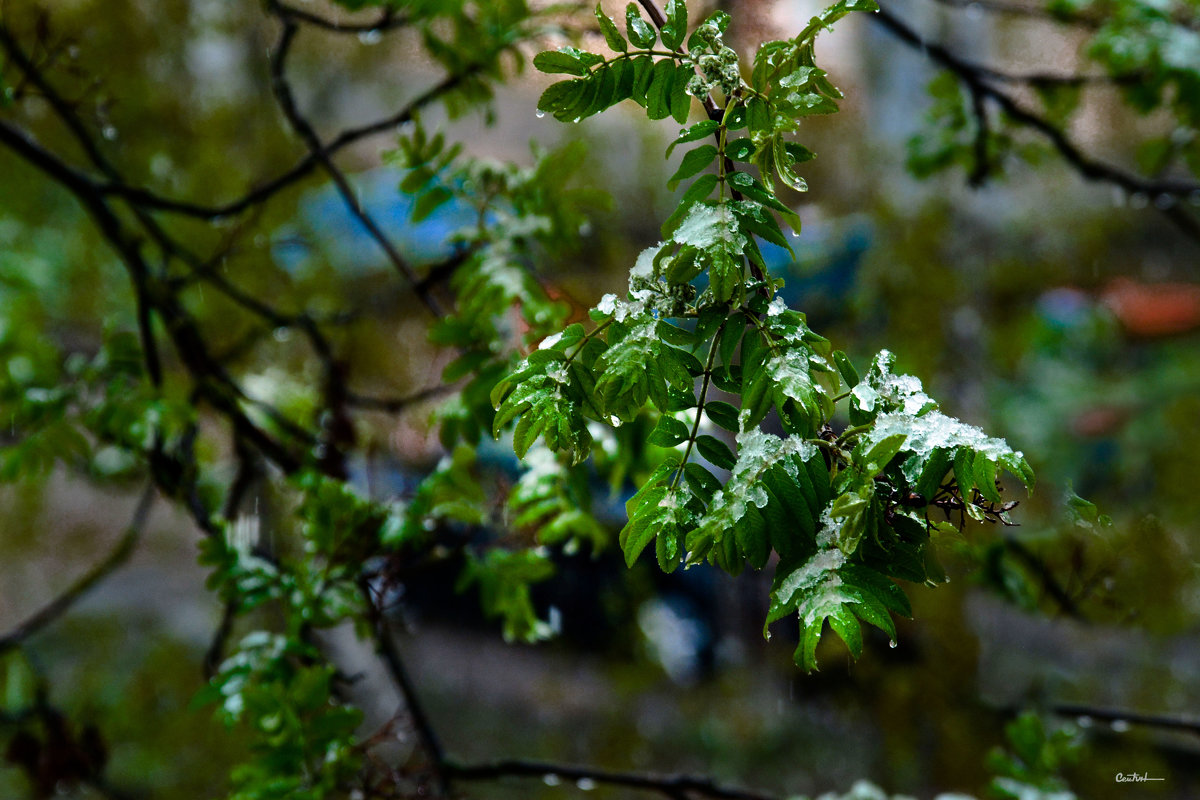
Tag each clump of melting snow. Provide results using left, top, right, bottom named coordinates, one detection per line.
left=672, top=203, right=745, bottom=251
left=862, top=350, right=937, bottom=416
left=765, top=350, right=824, bottom=405
left=772, top=538, right=854, bottom=630
left=866, top=410, right=1020, bottom=461
left=767, top=296, right=788, bottom=316
left=595, top=293, right=619, bottom=317
left=537, top=331, right=563, bottom=350
left=631, top=245, right=659, bottom=279
left=815, top=502, right=840, bottom=549
left=544, top=362, right=571, bottom=386
left=850, top=381, right=878, bottom=413
left=700, top=431, right=815, bottom=533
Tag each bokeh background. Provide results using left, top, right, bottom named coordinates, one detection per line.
left=1, top=0, right=1198, bottom=798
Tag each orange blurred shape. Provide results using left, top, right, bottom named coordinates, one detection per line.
left=1101, top=277, right=1200, bottom=337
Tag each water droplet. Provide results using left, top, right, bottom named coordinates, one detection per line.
left=1112, top=186, right=1127, bottom=207
left=535, top=109, right=546, bottom=119
left=273, top=327, right=292, bottom=343
left=966, top=2, right=984, bottom=20
left=1076, top=715, right=1093, bottom=728
left=543, top=774, right=561, bottom=787
left=1130, top=192, right=1149, bottom=209
left=357, top=29, right=383, bottom=45
left=1111, top=719, right=1131, bottom=733
left=102, top=125, right=118, bottom=141
left=576, top=778, right=597, bottom=791
left=1154, top=193, right=1176, bottom=210
left=571, top=117, right=581, bottom=124
left=888, top=640, right=898, bottom=649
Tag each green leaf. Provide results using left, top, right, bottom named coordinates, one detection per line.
left=626, top=3, right=657, bottom=48
left=682, top=462, right=721, bottom=501
left=672, top=202, right=746, bottom=302
left=704, top=400, right=739, bottom=432
left=660, top=0, right=689, bottom=51
left=412, top=186, right=452, bottom=221
left=695, top=434, right=736, bottom=470
left=647, top=59, right=677, bottom=120
left=533, top=47, right=604, bottom=76
left=668, top=144, right=718, bottom=190
left=670, top=60, right=693, bottom=124
left=833, top=350, right=858, bottom=388
left=595, top=4, right=627, bottom=52
left=862, top=432, right=907, bottom=475
left=538, top=79, right=586, bottom=116
left=648, top=414, right=690, bottom=446
left=667, top=120, right=719, bottom=158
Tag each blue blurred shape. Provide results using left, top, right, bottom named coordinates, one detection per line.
left=273, top=168, right=478, bottom=274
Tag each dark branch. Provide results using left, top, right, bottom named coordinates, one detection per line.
left=967, top=85, right=991, bottom=188
left=266, top=9, right=445, bottom=317
left=94, top=71, right=474, bottom=221
left=447, top=758, right=783, bottom=800
left=0, top=483, right=155, bottom=656
left=872, top=5, right=1200, bottom=243
left=357, top=577, right=448, bottom=795
left=274, top=1, right=407, bottom=34
left=1002, top=535, right=1088, bottom=622
left=1049, top=704, right=1200, bottom=739
left=346, top=383, right=455, bottom=414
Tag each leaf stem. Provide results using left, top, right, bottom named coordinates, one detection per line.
left=670, top=317, right=726, bottom=490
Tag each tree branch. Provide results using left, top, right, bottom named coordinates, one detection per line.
left=94, top=70, right=475, bottom=221
left=447, top=758, right=783, bottom=800
left=1049, top=703, right=1200, bottom=739
left=872, top=5, right=1200, bottom=243
left=1002, top=535, right=1087, bottom=622
left=0, top=483, right=155, bottom=656
left=357, top=576, right=448, bottom=795
left=273, top=1, right=408, bottom=34
left=266, top=9, right=445, bottom=317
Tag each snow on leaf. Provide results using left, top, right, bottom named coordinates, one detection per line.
left=697, top=430, right=816, bottom=540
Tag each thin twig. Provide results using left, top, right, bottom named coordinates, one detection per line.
left=357, top=576, right=448, bottom=795
left=1002, top=535, right=1087, bottom=622
left=447, top=758, right=783, bottom=800
left=872, top=6, right=1200, bottom=243
left=274, top=1, right=407, bottom=34
left=0, top=483, right=155, bottom=656
left=346, top=383, right=456, bottom=414
left=95, top=74, right=475, bottom=220
left=1049, top=704, right=1200, bottom=739
left=266, top=10, right=444, bottom=317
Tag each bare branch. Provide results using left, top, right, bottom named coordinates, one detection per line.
left=0, top=483, right=155, bottom=656
left=266, top=10, right=445, bottom=317
left=447, top=758, right=783, bottom=800
left=1050, top=704, right=1200, bottom=739
left=274, top=1, right=407, bottom=34
left=356, top=576, right=448, bottom=795
left=93, top=71, right=475, bottom=221
left=872, top=5, right=1200, bottom=243
left=346, top=383, right=455, bottom=414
